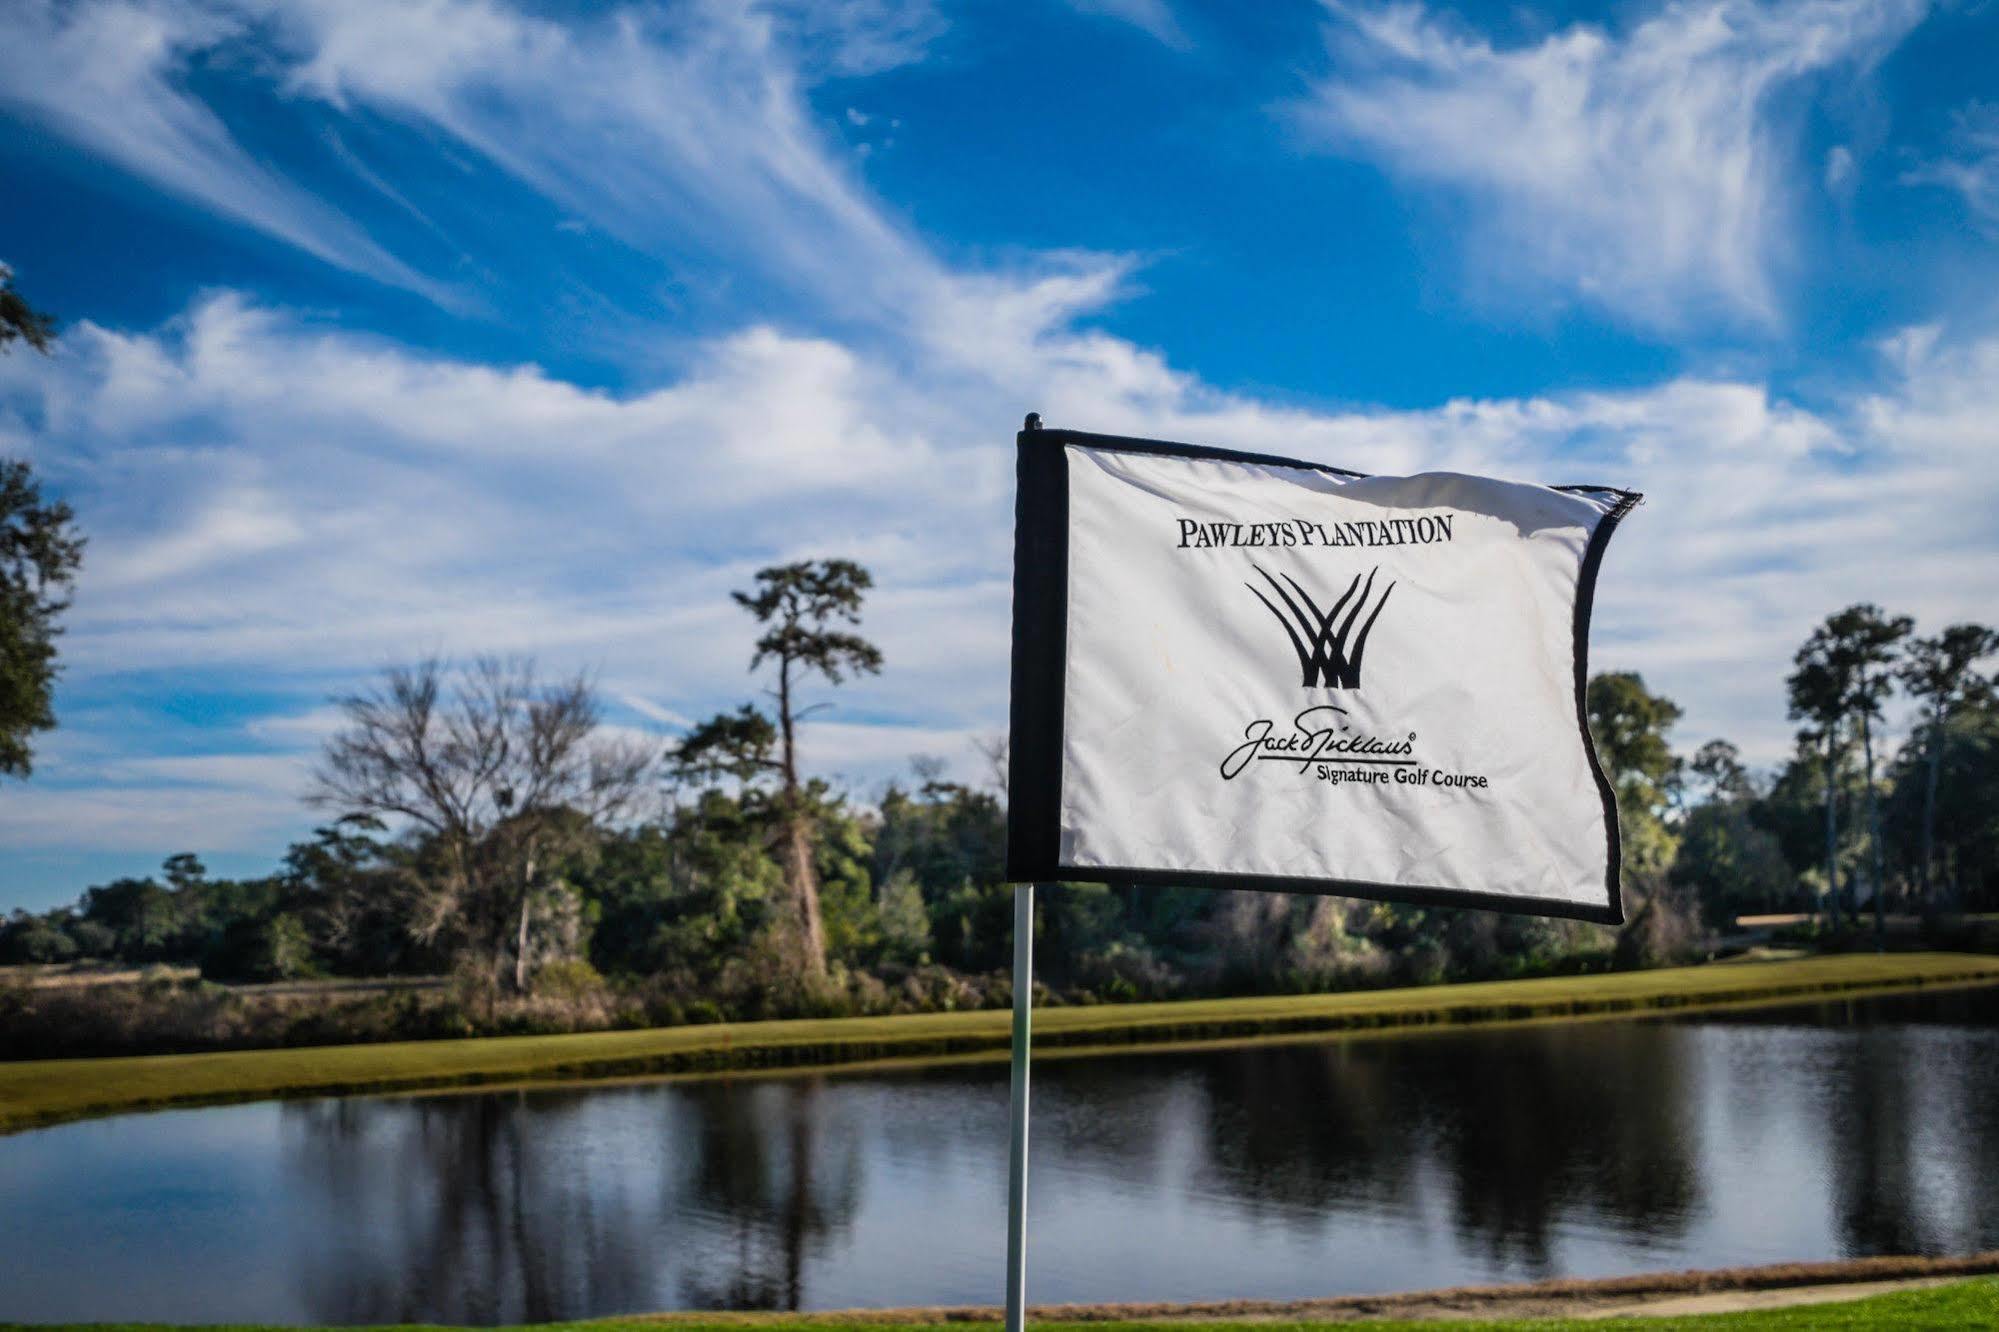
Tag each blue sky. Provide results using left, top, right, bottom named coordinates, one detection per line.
left=2, top=0, right=1997, bottom=909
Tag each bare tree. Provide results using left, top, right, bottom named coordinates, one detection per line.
left=311, top=657, right=652, bottom=992
left=975, top=733, right=1009, bottom=798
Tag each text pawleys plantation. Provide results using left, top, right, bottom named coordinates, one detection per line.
left=1174, top=513, right=1457, bottom=550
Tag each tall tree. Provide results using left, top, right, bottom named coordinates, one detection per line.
left=311, top=658, right=651, bottom=992
left=671, top=705, right=782, bottom=790
left=1586, top=672, right=1694, bottom=964
left=1789, top=640, right=1853, bottom=929
left=1897, top=623, right=1998, bottom=911
left=1688, top=739, right=1753, bottom=805
left=1822, top=605, right=1913, bottom=935
left=708, top=560, right=882, bottom=975
left=0, top=460, right=86, bottom=779
left=1585, top=671, right=1684, bottom=880
left=0, top=263, right=56, bottom=354
left=0, top=269, right=84, bottom=780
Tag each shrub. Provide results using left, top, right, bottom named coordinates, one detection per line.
left=1615, top=884, right=1708, bottom=970
left=0, top=915, right=78, bottom=965
left=534, top=958, right=607, bottom=999
left=201, top=914, right=314, bottom=983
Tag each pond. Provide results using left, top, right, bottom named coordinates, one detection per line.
left=3, top=986, right=1996, bottom=1323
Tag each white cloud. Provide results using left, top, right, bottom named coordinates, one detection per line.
left=263, top=0, right=1060, bottom=338
left=613, top=694, right=696, bottom=730
left=89, top=486, right=305, bottom=589
left=110, top=753, right=308, bottom=792
left=766, top=0, right=944, bottom=76
left=7, top=293, right=1002, bottom=682
left=1, top=0, right=1993, bottom=885
left=1291, top=0, right=1928, bottom=329
left=245, top=707, right=348, bottom=743
left=1905, top=102, right=1999, bottom=236
left=8, top=288, right=1999, bottom=868
left=0, top=778, right=303, bottom=854
left=0, top=0, right=449, bottom=302
left=1063, top=0, right=1190, bottom=50
left=0, top=0, right=1041, bottom=334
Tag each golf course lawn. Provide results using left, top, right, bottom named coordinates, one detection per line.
left=4, top=950, right=1996, bottom=1134
left=2, top=1273, right=1995, bottom=1330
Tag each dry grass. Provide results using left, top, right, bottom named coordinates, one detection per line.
left=0, top=963, right=201, bottom=990
left=4, top=951, right=1996, bottom=1134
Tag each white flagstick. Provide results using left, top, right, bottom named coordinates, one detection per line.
left=1003, top=882, right=1035, bottom=1332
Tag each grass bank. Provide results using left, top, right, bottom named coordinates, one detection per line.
left=4, top=951, right=1996, bottom=1134
left=4, top=1276, right=1996, bottom=1329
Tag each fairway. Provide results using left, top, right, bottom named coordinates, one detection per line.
left=4, top=951, right=1996, bottom=1134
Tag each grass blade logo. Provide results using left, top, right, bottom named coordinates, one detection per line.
left=1246, top=564, right=1395, bottom=689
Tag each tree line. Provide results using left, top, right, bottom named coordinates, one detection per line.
left=4, top=269, right=1997, bottom=1049
left=6, top=555, right=1995, bottom=1040
left=1592, top=605, right=1998, bottom=959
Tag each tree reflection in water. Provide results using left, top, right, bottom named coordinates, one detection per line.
left=1808, top=994, right=1999, bottom=1258
left=284, top=1089, right=674, bottom=1323
left=674, top=1078, right=865, bottom=1309
left=205, top=988, right=1999, bottom=1321
left=1042, top=1020, right=1702, bottom=1277
left=280, top=1077, right=867, bottom=1320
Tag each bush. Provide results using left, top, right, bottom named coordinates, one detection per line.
left=1615, top=885, right=1708, bottom=970
left=201, top=914, right=314, bottom=983
left=0, top=915, right=78, bottom=965
left=534, top=958, right=607, bottom=999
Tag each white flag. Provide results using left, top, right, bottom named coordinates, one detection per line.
left=1007, top=428, right=1639, bottom=923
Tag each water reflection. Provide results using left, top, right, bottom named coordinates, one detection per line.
left=1049, top=1022, right=1704, bottom=1274
left=1824, top=1025, right=1999, bottom=1257
left=1, top=987, right=1995, bottom=1323
left=673, top=1081, right=866, bottom=1310
left=275, top=1080, right=874, bottom=1321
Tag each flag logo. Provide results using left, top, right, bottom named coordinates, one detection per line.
left=1246, top=564, right=1395, bottom=689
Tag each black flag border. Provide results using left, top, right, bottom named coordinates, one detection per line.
left=1005, top=425, right=1642, bottom=926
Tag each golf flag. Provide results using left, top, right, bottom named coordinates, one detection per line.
left=1006, top=427, right=1641, bottom=923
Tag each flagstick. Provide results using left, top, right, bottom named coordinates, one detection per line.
left=1004, top=881, right=1035, bottom=1332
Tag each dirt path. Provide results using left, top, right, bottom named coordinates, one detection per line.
left=649, top=1252, right=1999, bottom=1324
left=1024, top=1255, right=1999, bottom=1323
left=1572, top=1275, right=1963, bottom=1320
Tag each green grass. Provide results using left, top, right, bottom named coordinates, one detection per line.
left=4, top=1275, right=1996, bottom=1329
left=4, top=951, right=1997, bottom=1134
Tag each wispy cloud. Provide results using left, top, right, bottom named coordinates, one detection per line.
left=272, top=0, right=928, bottom=320
left=1290, top=0, right=1928, bottom=329
left=0, top=0, right=451, bottom=302
left=1062, top=0, right=1190, bottom=50
left=269, top=0, right=1103, bottom=340
left=765, top=0, right=945, bottom=76
left=0, top=0, right=1082, bottom=336
left=0, top=775, right=305, bottom=854
left=1905, top=102, right=1999, bottom=236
